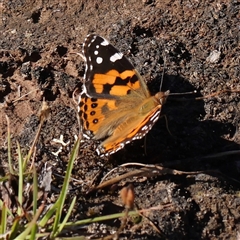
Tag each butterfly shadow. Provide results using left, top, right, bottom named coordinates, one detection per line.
left=107, top=73, right=239, bottom=239
left=112, top=74, right=240, bottom=183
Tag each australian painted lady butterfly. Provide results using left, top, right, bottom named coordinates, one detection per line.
left=78, top=34, right=169, bottom=156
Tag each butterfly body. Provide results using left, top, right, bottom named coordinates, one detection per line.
left=79, top=34, right=169, bottom=156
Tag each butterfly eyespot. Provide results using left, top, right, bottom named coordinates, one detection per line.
left=93, top=119, right=98, bottom=124
left=91, top=103, right=98, bottom=108
left=79, top=34, right=169, bottom=157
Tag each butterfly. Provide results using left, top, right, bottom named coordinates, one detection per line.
left=78, top=34, right=169, bottom=157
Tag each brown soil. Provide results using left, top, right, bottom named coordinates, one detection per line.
left=0, top=0, right=240, bottom=239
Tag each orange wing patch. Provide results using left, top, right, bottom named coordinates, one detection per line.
left=109, top=85, right=132, bottom=95
left=92, top=69, right=140, bottom=95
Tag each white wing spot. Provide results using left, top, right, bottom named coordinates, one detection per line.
left=100, top=39, right=109, bottom=46
left=110, top=52, right=123, bottom=62
left=94, top=50, right=98, bottom=55
left=96, top=45, right=99, bottom=49
left=141, top=125, right=148, bottom=131
left=83, top=133, right=91, bottom=139
left=96, top=148, right=101, bottom=155
left=90, top=37, right=96, bottom=44
left=81, top=84, right=87, bottom=94
left=96, top=57, right=103, bottom=64
left=150, top=110, right=160, bottom=122
left=83, top=64, right=88, bottom=79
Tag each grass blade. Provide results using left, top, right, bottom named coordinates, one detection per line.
left=30, top=165, right=38, bottom=239
left=56, top=196, right=76, bottom=235
left=17, top=141, right=24, bottom=216
left=6, top=115, right=14, bottom=174
left=0, top=202, right=7, bottom=234
left=51, top=137, right=80, bottom=237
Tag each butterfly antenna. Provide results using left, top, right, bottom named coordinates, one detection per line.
left=168, top=90, right=197, bottom=96
left=195, top=88, right=240, bottom=100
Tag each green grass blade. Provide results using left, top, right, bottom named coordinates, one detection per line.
left=32, top=165, right=38, bottom=214
left=0, top=202, right=7, bottom=234
left=51, top=137, right=80, bottom=237
left=30, top=165, right=38, bottom=239
left=9, top=217, right=20, bottom=240
left=0, top=200, right=13, bottom=218
left=38, top=204, right=57, bottom=227
left=55, top=196, right=76, bottom=236
left=17, top=141, right=24, bottom=216
left=15, top=204, right=44, bottom=240
left=6, top=115, right=14, bottom=174
left=54, top=237, right=86, bottom=240
left=64, top=210, right=140, bottom=227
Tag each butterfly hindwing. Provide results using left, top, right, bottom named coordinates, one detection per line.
left=97, top=101, right=162, bottom=155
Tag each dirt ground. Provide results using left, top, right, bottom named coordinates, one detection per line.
left=0, top=0, right=240, bottom=239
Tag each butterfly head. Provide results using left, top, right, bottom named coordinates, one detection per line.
left=155, top=90, right=170, bottom=105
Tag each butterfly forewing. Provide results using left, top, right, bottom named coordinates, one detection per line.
left=83, top=34, right=150, bottom=98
